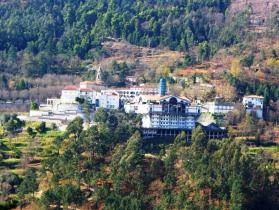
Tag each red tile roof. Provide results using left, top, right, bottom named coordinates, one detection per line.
left=63, top=85, right=79, bottom=91
left=80, top=81, right=96, bottom=84
left=80, top=88, right=97, bottom=92
left=244, top=95, right=264, bottom=99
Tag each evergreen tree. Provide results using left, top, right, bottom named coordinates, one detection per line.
left=230, top=177, right=244, bottom=210
left=174, top=131, right=186, bottom=147
left=191, top=126, right=207, bottom=154
left=30, top=101, right=39, bottom=110
left=94, top=108, right=109, bottom=124
left=35, top=121, right=47, bottom=134
left=18, top=168, right=38, bottom=199
left=66, top=117, right=84, bottom=138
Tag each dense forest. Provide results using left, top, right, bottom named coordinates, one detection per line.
left=0, top=0, right=250, bottom=77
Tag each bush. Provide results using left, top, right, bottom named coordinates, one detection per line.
left=35, top=122, right=47, bottom=134
left=41, top=185, right=84, bottom=208
left=30, top=101, right=39, bottom=110
left=50, top=123, right=57, bottom=130
left=241, top=54, right=254, bottom=67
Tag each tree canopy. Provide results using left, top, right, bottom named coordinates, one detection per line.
left=0, top=0, right=249, bottom=77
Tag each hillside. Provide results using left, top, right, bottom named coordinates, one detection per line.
left=0, top=0, right=236, bottom=76
left=0, top=0, right=277, bottom=82
left=0, top=113, right=278, bottom=210
left=0, top=1, right=279, bottom=209
left=230, top=0, right=279, bottom=31
left=98, top=38, right=183, bottom=77
left=0, top=0, right=277, bottom=106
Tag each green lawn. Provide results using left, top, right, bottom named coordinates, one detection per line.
left=249, top=146, right=279, bottom=153
left=0, top=158, right=21, bottom=169
left=2, top=158, right=21, bottom=163
left=247, top=145, right=279, bottom=169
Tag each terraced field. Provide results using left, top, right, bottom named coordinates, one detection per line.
left=0, top=122, right=63, bottom=175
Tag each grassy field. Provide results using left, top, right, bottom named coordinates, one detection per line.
left=247, top=145, right=279, bottom=169
left=249, top=146, right=279, bottom=153
left=0, top=123, right=63, bottom=175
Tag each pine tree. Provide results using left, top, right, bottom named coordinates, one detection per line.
left=230, top=178, right=243, bottom=210
left=264, top=87, right=270, bottom=106
left=19, top=168, right=38, bottom=199
left=174, top=131, right=186, bottom=147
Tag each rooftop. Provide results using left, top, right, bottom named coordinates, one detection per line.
left=198, top=122, right=226, bottom=132
left=140, top=94, right=191, bottom=102
left=114, top=85, right=158, bottom=91
left=80, top=81, right=95, bottom=84
left=63, top=85, right=79, bottom=91
left=204, top=101, right=235, bottom=106
left=80, top=88, right=98, bottom=92
left=244, top=95, right=264, bottom=99
left=102, top=91, right=119, bottom=96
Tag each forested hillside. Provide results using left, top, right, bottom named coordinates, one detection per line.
left=0, top=0, right=246, bottom=77
left=1, top=0, right=279, bottom=106
left=0, top=112, right=278, bottom=210
left=0, top=1, right=279, bottom=209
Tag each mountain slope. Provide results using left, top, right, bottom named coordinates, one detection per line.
left=229, top=0, right=279, bottom=32
left=0, top=0, right=240, bottom=77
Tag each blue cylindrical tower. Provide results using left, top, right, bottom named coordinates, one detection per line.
left=159, top=78, right=167, bottom=96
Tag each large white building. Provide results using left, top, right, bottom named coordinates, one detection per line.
left=59, top=83, right=120, bottom=110
left=30, top=81, right=120, bottom=121
left=125, top=95, right=203, bottom=139
left=242, top=95, right=264, bottom=118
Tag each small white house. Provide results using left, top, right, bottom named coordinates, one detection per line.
left=61, top=86, right=80, bottom=104
left=242, top=95, right=264, bottom=118
left=243, top=95, right=264, bottom=109
left=99, top=91, right=120, bottom=110
left=80, top=88, right=99, bottom=105
left=202, top=101, right=235, bottom=114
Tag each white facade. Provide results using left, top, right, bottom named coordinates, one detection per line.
left=202, top=101, right=234, bottom=114
left=188, top=105, right=202, bottom=115
left=59, top=83, right=120, bottom=110
left=243, top=95, right=264, bottom=109
left=243, top=95, right=264, bottom=118
left=80, top=89, right=99, bottom=104
left=142, top=114, right=196, bottom=129
left=114, top=86, right=159, bottom=101
left=30, top=81, right=120, bottom=122
left=99, top=91, right=120, bottom=110
left=61, top=86, right=80, bottom=104
left=125, top=95, right=199, bottom=130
